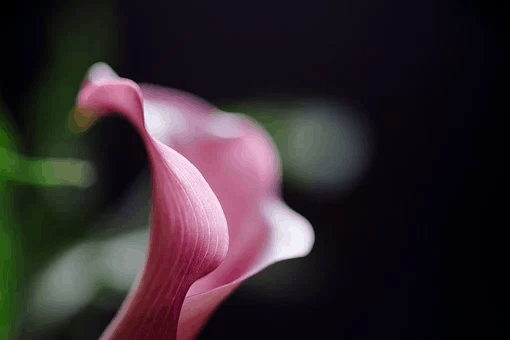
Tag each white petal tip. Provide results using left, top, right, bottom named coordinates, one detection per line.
left=262, top=199, right=315, bottom=262
left=87, top=62, right=119, bottom=83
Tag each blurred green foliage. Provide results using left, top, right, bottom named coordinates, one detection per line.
left=1, top=1, right=118, bottom=338
left=19, top=0, right=118, bottom=266
left=1, top=98, right=23, bottom=340
left=27, top=1, right=118, bottom=153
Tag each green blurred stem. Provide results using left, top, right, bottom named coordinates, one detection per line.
left=0, top=147, right=94, bottom=188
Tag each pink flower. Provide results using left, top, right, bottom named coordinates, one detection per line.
left=76, top=63, right=314, bottom=340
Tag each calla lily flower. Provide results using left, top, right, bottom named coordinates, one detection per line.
left=75, top=63, right=314, bottom=339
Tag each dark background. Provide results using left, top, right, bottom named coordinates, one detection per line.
left=1, top=0, right=500, bottom=339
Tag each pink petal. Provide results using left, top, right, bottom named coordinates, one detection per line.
left=176, top=197, right=314, bottom=340
left=140, top=84, right=314, bottom=339
left=77, top=66, right=229, bottom=339
left=77, top=63, right=314, bottom=339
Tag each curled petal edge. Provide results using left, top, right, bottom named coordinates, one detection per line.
left=76, top=63, right=314, bottom=340
left=77, top=74, right=229, bottom=340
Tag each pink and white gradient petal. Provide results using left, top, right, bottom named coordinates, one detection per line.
left=76, top=63, right=314, bottom=340
left=77, top=69, right=229, bottom=339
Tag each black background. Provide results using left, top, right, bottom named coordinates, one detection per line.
left=1, top=0, right=500, bottom=339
